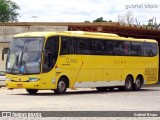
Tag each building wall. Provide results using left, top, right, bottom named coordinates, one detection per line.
left=0, top=26, right=68, bottom=42
left=0, top=25, right=68, bottom=70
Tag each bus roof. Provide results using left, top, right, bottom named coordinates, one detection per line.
left=14, top=31, right=157, bottom=43
left=14, top=31, right=118, bottom=37
left=14, top=32, right=57, bottom=37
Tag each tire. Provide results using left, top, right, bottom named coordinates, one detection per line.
left=96, top=87, right=107, bottom=92
left=26, top=89, right=38, bottom=94
left=54, top=77, right=67, bottom=94
left=124, top=76, right=133, bottom=91
left=118, top=86, right=124, bottom=91
left=108, top=87, right=114, bottom=91
left=133, top=77, right=142, bottom=91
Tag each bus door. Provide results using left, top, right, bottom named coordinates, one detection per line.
left=41, top=36, right=59, bottom=89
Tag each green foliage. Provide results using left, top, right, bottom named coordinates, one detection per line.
left=84, top=17, right=112, bottom=23
left=147, top=18, right=160, bottom=28
left=84, top=21, right=90, bottom=23
left=93, top=17, right=107, bottom=22
left=93, top=17, right=112, bottom=22
left=0, top=0, right=20, bottom=22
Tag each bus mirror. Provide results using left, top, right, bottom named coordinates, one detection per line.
left=2, top=48, right=9, bottom=61
left=2, top=52, right=4, bottom=61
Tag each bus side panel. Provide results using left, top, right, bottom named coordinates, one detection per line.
left=144, top=68, right=158, bottom=85
left=40, top=69, right=57, bottom=89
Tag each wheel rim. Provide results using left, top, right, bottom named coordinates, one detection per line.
left=126, top=79, right=131, bottom=89
left=58, top=81, right=66, bottom=92
left=135, top=79, right=141, bottom=88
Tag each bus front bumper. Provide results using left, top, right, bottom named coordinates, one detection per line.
left=6, top=80, right=40, bottom=89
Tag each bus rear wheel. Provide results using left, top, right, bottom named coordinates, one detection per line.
left=26, top=89, right=38, bottom=94
left=108, top=87, right=114, bottom=91
left=54, top=77, right=67, bottom=94
left=124, top=76, right=133, bottom=91
left=133, top=77, right=142, bottom=91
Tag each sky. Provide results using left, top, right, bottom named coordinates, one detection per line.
left=11, top=0, right=160, bottom=25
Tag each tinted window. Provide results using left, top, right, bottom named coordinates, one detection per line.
left=92, top=39, right=105, bottom=55
left=131, top=42, right=143, bottom=56
left=114, top=41, right=125, bottom=55
left=124, top=41, right=132, bottom=55
left=144, top=42, right=151, bottom=56
left=61, top=37, right=72, bottom=55
left=105, top=40, right=115, bottom=55
left=43, top=36, right=59, bottom=73
left=76, top=38, right=92, bottom=55
left=150, top=43, right=158, bottom=56
left=144, top=42, right=158, bottom=57
left=105, top=40, right=128, bottom=56
left=60, top=36, right=158, bottom=57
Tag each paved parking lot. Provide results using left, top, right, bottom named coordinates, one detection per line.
left=1, top=85, right=160, bottom=111
left=0, top=85, right=160, bottom=119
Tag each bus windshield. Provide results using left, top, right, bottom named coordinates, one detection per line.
left=6, top=37, right=44, bottom=74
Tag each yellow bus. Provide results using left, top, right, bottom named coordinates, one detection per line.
left=5, top=31, right=159, bottom=94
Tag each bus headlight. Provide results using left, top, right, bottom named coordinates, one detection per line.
left=29, top=78, right=40, bottom=82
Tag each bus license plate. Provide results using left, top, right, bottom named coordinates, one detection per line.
left=17, top=84, right=23, bottom=87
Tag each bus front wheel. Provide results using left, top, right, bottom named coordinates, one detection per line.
left=26, top=89, right=38, bottom=94
left=54, top=77, right=67, bottom=94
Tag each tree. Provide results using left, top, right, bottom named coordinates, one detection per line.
left=93, top=17, right=107, bottom=22
left=125, top=11, right=135, bottom=24
left=117, top=11, right=136, bottom=25
left=117, top=15, right=125, bottom=24
left=0, top=0, right=20, bottom=23
left=93, top=17, right=112, bottom=22
left=147, top=17, right=160, bottom=28
left=84, top=21, right=90, bottom=22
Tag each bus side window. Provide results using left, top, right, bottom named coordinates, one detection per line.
left=114, top=41, right=125, bottom=56
left=105, top=40, right=114, bottom=55
left=131, top=42, right=143, bottom=56
left=43, top=36, right=59, bottom=73
left=144, top=43, right=157, bottom=57
left=94, top=40, right=105, bottom=55
left=61, top=37, right=72, bottom=55
left=70, top=39, right=76, bottom=54
left=76, top=38, right=91, bottom=55
left=124, top=41, right=131, bottom=56
left=144, top=42, right=151, bottom=56
left=150, top=43, right=158, bottom=56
